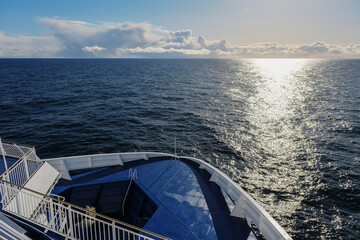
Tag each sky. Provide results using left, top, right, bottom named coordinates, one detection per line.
left=0, top=0, right=359, bottom=58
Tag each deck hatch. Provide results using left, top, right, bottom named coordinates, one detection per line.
left=58, top=180, right=158, bottom=228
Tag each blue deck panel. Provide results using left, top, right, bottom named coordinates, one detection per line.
left=137, top=161, right=217, bottom=240
left=66, top=160, right=217, bottom=239
left=143, top=205, right=198, bottom=240
left=183, top=159, right=253, bottom=240
left=53, top=159, right=254, bottom=240
left=52, top=166, right=126, bottom=194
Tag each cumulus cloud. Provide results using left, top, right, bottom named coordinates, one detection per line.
left=0, top=17, right=359, bottom=58
left=37, top=17, right=165, bottom=57
left=117, top=29, right=242, bottom=57
left=82, top=45, right=106, bottom=52
left=297, top=41, right=329, bottom=54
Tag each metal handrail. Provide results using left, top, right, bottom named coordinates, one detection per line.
left=0, top=179, right=171, bottom=240
left=0, top=148, right=35, bottom=179
left=1, top=141, right=34, bottom=148
left=0, top=148, right=43, bottom=191
left=0, top=142, right=34, bottom=160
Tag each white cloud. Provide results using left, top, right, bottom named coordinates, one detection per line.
left=81, top=45, right=106, bottom=57
left=231, top=42, right=360, bottom=58
left=117, top=46, right=211, bottom=55
left=37, top=17, right=166, bottom=57
left=297, top=41, right=329, bottom=54
left=82, top=45, right=106, bottom=52
left=0, top=18, right=359, bottom=58
left=0, top=30, right=61, bottom=57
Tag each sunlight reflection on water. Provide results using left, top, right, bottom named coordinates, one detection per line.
left=223, top=59, right=324, bottom=230
left=250, top=59, right=308, bottom=119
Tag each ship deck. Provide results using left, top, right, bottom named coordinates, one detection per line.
left=52, top=157, right=255, bottom=240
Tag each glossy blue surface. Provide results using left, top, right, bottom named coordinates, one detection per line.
left=138, top=160, right=217, bottom=240
left=53, top=160, right=218, bottom=239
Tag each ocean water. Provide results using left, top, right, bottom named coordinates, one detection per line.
left=0, top=58, right=359, bottom=239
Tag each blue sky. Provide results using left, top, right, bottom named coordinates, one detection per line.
left=0, top=0, right=359, bottom=58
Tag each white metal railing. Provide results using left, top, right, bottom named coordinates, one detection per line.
left=0, top=141, right=34, bottom=160
left=43, top=152, right=166, bottom=180
left=0, top=180, right=170, bottom=240
left=1, top=148, right=43, bottom=187
left=0, top=146, right=43, bottom=206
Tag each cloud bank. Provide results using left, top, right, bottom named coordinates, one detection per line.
left=1, top=18, right=359, bottom=58
left=0, top=30, right=60, bottom=57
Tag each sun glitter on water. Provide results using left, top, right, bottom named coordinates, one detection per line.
left=223, top=58, right=322, bottom=224
left=250, top=58, right=310, bottom=119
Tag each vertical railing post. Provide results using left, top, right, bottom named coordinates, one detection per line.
left=0, top=137, right=8, bottom=171
left=0, top=182, right=4, bottom=205
left=14, top=186, right=21, bottom=215
left=67, top=206, right=74, bottom=239
left=23, top=155, right=30, bottom=179
left=1, top=180, right=10, bottom=206
left=49, top=198, right=55, bottom=231
left=112, top=221, right=116, bottom=239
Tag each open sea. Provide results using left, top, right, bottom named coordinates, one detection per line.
left=0, top=58, right=359, bottom=239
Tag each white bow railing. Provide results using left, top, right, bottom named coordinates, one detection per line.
left=0, top=180, right=170, bottom=240
left=1, top=147, right=43, bottom=187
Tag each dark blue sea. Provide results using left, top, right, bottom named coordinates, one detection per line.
left=0, top=59, right=359, bottom=239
